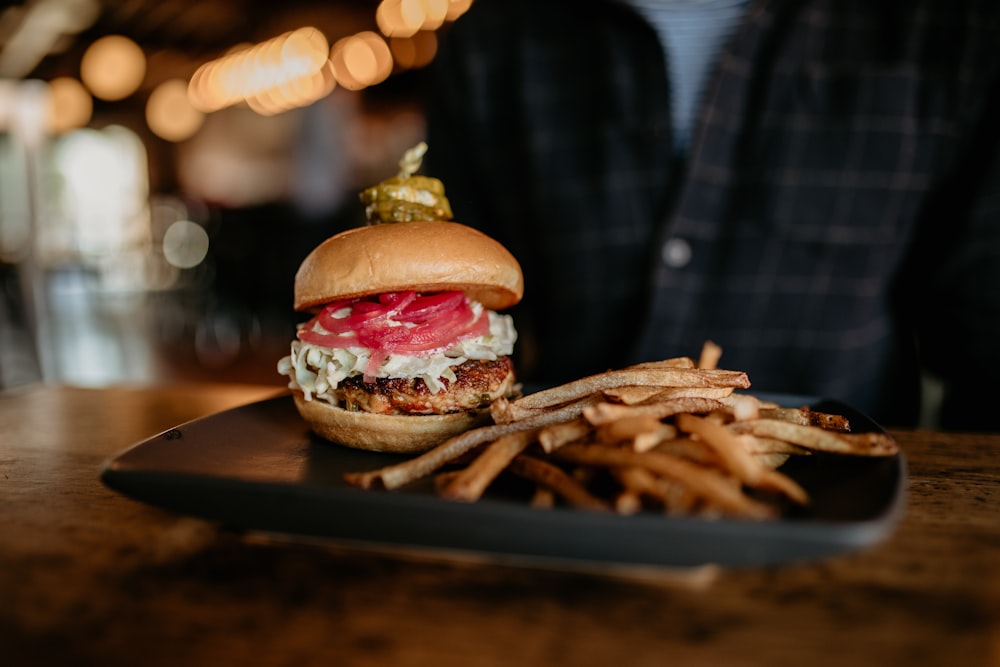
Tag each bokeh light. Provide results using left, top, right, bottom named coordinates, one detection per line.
left=80, top=35, right=146, bottom=101
left=377, top=0, right=470, bottom=37
left=330, top=32, right=393, bottom=91
left=355, top=31, right=394, bottom=84
left=162, top=219, right=209, bottom=269
left=445, top=0, right=474, bottom=21
left=329, top=37, right=364, bottom=91
left=390, top=31, right=438, bottom=70
left=146, top=79, right=205, bottom=142
left=188, top=27, right=331, bottom=115
left=377, top=0, right=419, bottom=38
left=45, top=77, right=92, bottom=133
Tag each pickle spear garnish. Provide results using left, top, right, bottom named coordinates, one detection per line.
left=360, top=142, right=453, bottom=224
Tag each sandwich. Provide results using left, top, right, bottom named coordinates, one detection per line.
left=277, top=144, right=523, bottom=453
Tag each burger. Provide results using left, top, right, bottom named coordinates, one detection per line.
left=277, top=147, right=523, bottom=453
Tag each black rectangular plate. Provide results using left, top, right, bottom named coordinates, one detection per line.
left=100, top=393, right=906, bottom=568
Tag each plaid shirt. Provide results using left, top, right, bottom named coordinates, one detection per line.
left=424, top=0, right=1000, bottom=428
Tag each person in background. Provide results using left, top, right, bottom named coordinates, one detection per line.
left=423, top=0, right=1000, bottom=430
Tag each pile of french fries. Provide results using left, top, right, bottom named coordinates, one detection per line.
left=344, top=342, right=899, bottom=520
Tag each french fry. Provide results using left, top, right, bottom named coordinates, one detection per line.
left=494, top=393, right=602, bottom=425
left=433, top=470, right=460, bottom=493
left=729, top=419, right=899, bottom=456
left=754, top=452, right=792, bottom=469
left=553, top=444, right=777, bottom=520
left=625, top=357, right=696, bottom=370
left=594, top=414, right=658, bottom=443
left=582, top=397, right=724, bottom=426
left=758, top=406, right=851, bottom=432
left=671, top=415, right=807, bottom=503
left=439, top=429, right=538, bottom=502
left=507, top=455, right=611, bottom=512
left=530, top=486, right=556, bottom=509
left=717, top=393, right=780, bottom=415
left=614, top=489, right=643, bottom=515
left=343, top=344, right=899, bottom=525
left=675, top=413, right=767, bottom=485
left=508, top=367, right=750, bottom=412
left=721, top=394, right=762, bottom=421
left=756, top=467, right=809, bottom=503
left=602, top=386, right=669, bottom=405
left=537, top=418, right=591, bottom=453
left=652, top=438, right=722, bottom=465
left=593, top=414, right=675, bottom=452
left=603, top=385, right=736, bottom=406
left=344, top=401, right=597, bottom=490
left=697, top=340, right=723, bottom=370
left=613, top=466, right=699, bottom=515
left=741, top=435, right=812, bottom=456
left=639, top=387, right=736, bottom=403
left=489, top=396, right=514, bottom=424
left=631, top=424, right=679, bottom=453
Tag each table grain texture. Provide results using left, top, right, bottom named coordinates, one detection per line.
left=2, top=383, right=998, bottom=666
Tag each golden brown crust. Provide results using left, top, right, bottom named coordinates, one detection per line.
left=333, top=357, right=516, bottom=415
left=293, top=221, right=524, bottom=312
left=293, top=393, right=491, bottom=453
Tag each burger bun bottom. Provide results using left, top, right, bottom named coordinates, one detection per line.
left=293, top=393, right=490, bottom=453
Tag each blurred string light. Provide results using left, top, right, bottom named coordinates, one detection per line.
left=145, top=79, right=204, bottom=142
left=390, top=31, right=439, bottom=70
left=5, top=0, right=475, bottom=145
left=245, top=60, right=336, bottom=116
left=0, top=77, right=93, bottom=138
left=376, top=0, right=475, bottom=36
left=80, top=35, right=146, bottom=101
left=187, top=27, right=333, bottom=115
left=45, top=76, right=92, bottom=133
left=332, top=0, right=470, bottom=86
left=185, top=0, right=472, bottom=117
left=329, top=31, right=393, bottom=91
left=445, top=0, right=474, bottom=20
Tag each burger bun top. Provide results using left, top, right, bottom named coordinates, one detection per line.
left=294, top=221, right=524, bottom=312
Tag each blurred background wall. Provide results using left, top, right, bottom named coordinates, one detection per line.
left=0, top=0, right=469, bottom=388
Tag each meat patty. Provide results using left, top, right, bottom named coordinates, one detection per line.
left=332, top=357, right=517, bottom=415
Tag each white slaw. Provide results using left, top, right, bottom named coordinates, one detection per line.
left=277, top=307, right=517, bottom=404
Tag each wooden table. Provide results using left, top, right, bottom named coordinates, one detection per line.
left=2, top=383, right=999, bottom=666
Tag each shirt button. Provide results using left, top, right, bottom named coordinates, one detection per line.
left=662, top=237, right=691, bottom=268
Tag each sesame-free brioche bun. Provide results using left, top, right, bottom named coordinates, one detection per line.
left=294, top=221, right=524, bottom=312
left=292, top=392, right=491, bottom=453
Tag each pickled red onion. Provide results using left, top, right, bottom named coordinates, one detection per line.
left=317, top=291, right=417, bottom=334
left=394, top=291, right=464, bottom=322
left=297, top=290, right=491, bottom=382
